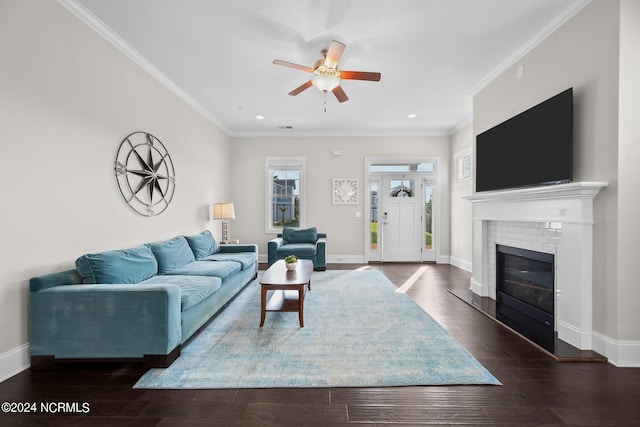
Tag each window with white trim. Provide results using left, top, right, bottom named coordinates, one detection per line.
left=266, top=157, right=305, bottom=233
left=455, top=147, right=472, bottom=183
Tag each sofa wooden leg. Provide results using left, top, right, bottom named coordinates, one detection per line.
left=143, top=346, right=181, bottom=369
left=31, top=356, right=56, bottom=371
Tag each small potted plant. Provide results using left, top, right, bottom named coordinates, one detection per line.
left=284, top=255, right=298, bottom=271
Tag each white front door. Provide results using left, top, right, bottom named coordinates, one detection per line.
left=381, top=175, right=422, bottom=262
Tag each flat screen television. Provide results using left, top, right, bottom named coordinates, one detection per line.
left=475, top=88, right=573, bottom=192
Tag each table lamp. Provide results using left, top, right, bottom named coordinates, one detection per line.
left=213, top=202, right=235, bottom=244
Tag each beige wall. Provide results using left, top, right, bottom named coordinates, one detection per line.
left=617, top=0, right=640, bottom=342
left=0, top=0, right=230, bottom=375
left=473, top=1, right=630, bottom=343
left=230, top=136, right=451, bottom=261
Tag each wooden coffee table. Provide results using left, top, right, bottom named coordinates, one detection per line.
left=259, top=259, right=313, bottom=327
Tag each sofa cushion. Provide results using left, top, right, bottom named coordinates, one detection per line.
left=140, top=274, right=222, bottom=311
left=75, top=245, right=158, bottom=284
left=148, top=236, right=196, bottom=274
left=184, top=230, right=220, bottom=260
left=276, top=243, right=317, bottom=257
left=282, top=227, right=317, bottom=245
left=165, top=260, right=242, bottom=281
left=202, top=252, right=257, bottom=269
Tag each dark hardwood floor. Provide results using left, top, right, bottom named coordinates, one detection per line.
left=2, top=263, right=639, bottom=426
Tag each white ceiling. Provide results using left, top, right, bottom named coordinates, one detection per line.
left=68, top=0, right=586, bottom=137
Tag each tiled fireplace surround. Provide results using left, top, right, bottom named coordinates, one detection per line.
left=486, top=220, right=562, bottom=295
left=466, top=182, right=608, bottom=352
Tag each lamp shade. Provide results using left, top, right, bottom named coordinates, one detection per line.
left=213, top=202, right=235, bottom=220
left=312, top=74, right=340, bottom=92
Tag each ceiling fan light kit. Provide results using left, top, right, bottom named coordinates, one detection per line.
left=273, top=40, right=381, bottom=111
left=312, top=72, right=340, bottom=93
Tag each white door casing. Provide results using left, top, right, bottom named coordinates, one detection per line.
left=364, top=157, right=439, bottom=263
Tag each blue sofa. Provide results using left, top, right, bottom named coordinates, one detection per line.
left=29, top=231, right=257, bottom=369
left=267, top=227, right=326, bottom=271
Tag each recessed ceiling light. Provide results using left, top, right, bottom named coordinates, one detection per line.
left=256, top=115, right=265, bottom=120
left=408, top=113, right=417, bottom=119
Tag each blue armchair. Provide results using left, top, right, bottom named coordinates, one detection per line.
left=268, top=227, right=326, bottom=271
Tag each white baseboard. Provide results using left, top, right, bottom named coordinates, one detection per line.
left=450, top=256, right=472, bottom=272
left=326, top=255, right=366, bottom=264
left=470, top=277, right=489, bottom=296
left=557, top=320, right=593, bottom=350
left=258, top=255, right=366, bottom=264
left=261, top=254, right=457, bottom=265
left=0, top=343, right=30, bottom=383
left=592, top=331, right=640, bottom=367
left=436, top=254, right=450, bottom=264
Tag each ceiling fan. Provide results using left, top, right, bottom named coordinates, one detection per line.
left=273, top=40, right=381, bottom=106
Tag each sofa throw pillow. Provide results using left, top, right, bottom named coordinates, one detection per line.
left=283, top=227, right=318, bottom=245
left=148, top=236, right=196, bottom=274
left=184, top=230, right=220, bottom=260
left=75, top=244, right=158, bottom=284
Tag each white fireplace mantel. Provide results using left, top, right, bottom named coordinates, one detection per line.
left=464, top=181, right=608, bottom=350
left=465, top=181, right=608, bottom=223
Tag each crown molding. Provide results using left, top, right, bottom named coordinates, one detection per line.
left=468, top=0, right=592, bottom=96
left=230, top=129, right=452, bottom=138
left=56, top=0, right=231, bottom=136
left=449, top=120, right=473, bottom=136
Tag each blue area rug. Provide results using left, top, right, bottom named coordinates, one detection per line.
left=134, top=270, right=500, bottom=388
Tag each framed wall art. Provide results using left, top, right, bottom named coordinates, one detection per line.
left=332, top=178, right=358, bottom=205
left=115, top=131, right=175, bottom=216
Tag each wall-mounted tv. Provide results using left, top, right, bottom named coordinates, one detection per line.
left=475, top=88, right=573, bottom=192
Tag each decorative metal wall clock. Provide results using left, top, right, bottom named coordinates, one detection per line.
left=114, top=131, right=175, bottom=216
left=332, top=178, right=358, bottom=205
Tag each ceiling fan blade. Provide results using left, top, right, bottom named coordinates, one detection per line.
left=324, top=40, right=346, bottom=69
left=339, top=70, right=381, bottom=81
left=332, top=85, right=349, bottom=103
left=273, top=59, right=313, bottom=73
left=289, top=80, right=313, bottom=96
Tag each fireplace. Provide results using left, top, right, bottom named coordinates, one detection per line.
left=465, top=182, right=607, bottom=352
left=496, top=245, right=555, bottom=352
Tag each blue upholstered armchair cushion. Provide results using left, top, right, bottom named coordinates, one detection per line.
left=184, top=230, right=220, bottom=260
left=283, top=227, right=317, bottom=244
left=75, top=244, right=158, bottom=284
left=277, top=243, right=316, bottom=257
left=148, top=236, right=196, bottom=274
